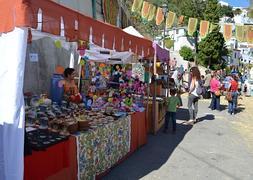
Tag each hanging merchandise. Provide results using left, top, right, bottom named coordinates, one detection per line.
left=156, top=8, right=164, bottom=26
left=247, top=25, right=253, bottom=44
left=188, top=18, right=198, bottom=36
left=236, top=25, right=245, bottom=42
left=199, top=20, right=210, bottom=38
left=131, top=0, right=143, bottom=13
left=178, top=15, right=184, bottom=26
left=147, top=4, right=156, bottom=21
left=166, top=11, right=176, bottom=29
left=223, top=24, right=233, bottom=41
left=54, top=40, right=62, bottom=48
left=141, top=1, right=150, bottom=19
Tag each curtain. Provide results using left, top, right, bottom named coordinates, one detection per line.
left=0, top=27, right=28, bottom=180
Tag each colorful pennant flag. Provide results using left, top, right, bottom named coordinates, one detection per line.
left=199, top=20, right=210, bottom=38
left=188, top=18, right=198, bottom=36
left=141, top=1, right=150, bottom=19
left=147, top=4, right=156, bottom=21
left=223, top=24, right=233, bottom=41
left=156, top=7, right=164, bottom=25
left=166, top=11, right=176, bottom=29
left=236, top=25, right=245, bottom=42
left=178, top=15, right=184, bottom=26
left=247, top=26, right=253, bottom=44
left=131, top=0, right=143, bottom=13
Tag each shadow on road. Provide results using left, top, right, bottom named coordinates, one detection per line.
left=103, top=108, right=193, bottom=180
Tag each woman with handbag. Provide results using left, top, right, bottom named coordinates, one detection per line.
left=227, top=75, right=238, bottom=115
left=185, top=67, right=201, bottom=125
left=209, top=73, right=221, bottom=111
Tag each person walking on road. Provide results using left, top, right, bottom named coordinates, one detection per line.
left=185, top=67, right=201, bottom=125
left=163, top=89, right=181, bottom=134
left=210, top=73, right=221, bottom=111
left=227, top=75, right=239, bottom=115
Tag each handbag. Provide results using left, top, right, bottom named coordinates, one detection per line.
left=215, top=90, right=221, bottom=96
left=225, top=92, right=232, bottom=102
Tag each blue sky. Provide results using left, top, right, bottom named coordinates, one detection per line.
left=223, top=0, right=249, bottom=7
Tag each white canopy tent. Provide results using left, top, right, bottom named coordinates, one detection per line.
left=84, top=43, right=138, bottom=64
left=123, top=26, right=144, bottom=38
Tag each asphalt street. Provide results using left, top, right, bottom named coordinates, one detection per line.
left=103, top=96, right=253, bottom=180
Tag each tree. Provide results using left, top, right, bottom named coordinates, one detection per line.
left=198, top=27, right=228, bottom=69
left=219, top=5, right=234, bottom=18
left=204, top=0, right=221, bottom=23
left=233, top=8, right=242, bottom=16
left=179, top=46, right=194, bottom=61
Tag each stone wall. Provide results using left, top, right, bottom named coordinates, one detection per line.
left=24, top=37, right=79, bottom=96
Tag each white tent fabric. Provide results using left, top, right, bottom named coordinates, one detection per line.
left=85, top=43, right=137, bottom=64
left=123, top=26, right=144, bottom=38
left=0, top=28, right=28, bottom=180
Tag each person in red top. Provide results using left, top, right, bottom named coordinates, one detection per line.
left=227, top=75, right=238, bottom=115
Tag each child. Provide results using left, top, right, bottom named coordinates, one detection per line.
left=163, top=89, right=181, bottom=134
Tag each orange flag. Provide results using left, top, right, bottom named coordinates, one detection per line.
left=141, top=1, right=150, bottom=19
left=223, top=24, right=233, bottom=41
left=166, top=11, right=176, bottom=28
left=156, top=7, right=164, bottom=25
left=178, top=15, right=184, bottom=26
left=247, top=26, right=253, bottom=44
left=199, top=21, right=210, bottom=38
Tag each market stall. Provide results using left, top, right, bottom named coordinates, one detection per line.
left=0, top=1, right=154, bottom=180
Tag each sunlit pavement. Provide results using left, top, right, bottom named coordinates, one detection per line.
left=103, top=95, right=253, bottom=180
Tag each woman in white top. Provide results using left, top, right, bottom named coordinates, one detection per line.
left=185, top=67, right=201, bottom=125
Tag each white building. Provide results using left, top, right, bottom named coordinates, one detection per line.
left=219, top=1, right=229, bottom=7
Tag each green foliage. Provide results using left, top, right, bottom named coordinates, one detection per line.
left=164, top=37, right=174, bottom=49
left=197, top=27, right=228, bottom=70
left=233, top=8, right=242, bottom=15
left=204, top=0, right=221, bottom=23
left=179, top=46, right=194, bottom=61
left=180, top=0, right=206, bottom=24
left=219, top=5, right=234, bottom=18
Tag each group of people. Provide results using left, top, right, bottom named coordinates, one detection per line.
left=164, top=66, right=243, bottom=134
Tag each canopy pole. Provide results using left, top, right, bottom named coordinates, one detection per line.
left=152, top=51, right=157, bottom=134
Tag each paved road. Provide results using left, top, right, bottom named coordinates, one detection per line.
left=103, top=96, right=253, bottom=180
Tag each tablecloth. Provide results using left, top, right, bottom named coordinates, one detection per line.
left=24, top=136, right=77, bottom=180
left=76, top=116, right=131, bottom=180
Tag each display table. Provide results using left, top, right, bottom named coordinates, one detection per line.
left=76, top=116, right=131, bottom=180
left=24, top=136, right=77, bottom=180
left=130, top=111, right=147, bottom=153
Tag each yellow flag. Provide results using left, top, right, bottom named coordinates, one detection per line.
left=141, top=1, right=150, bottom=19
left=132, top=0, right=143, bottom=13
left=236, top=25, right=245, bottom=42
left=166, top=11, right=176, bottom=29
left=147, top=4, right=156, bottom=21
left=223, top=24, right=233, bottom=41
left=199, top=20, right=210, bottom=38
left=156, top=7, right=164, bottom=25
left=188, top=18, right=198, bottom=36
